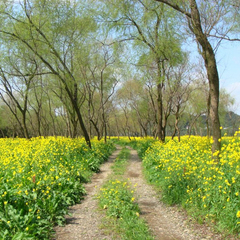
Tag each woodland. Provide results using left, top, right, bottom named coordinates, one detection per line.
left=0, top=0, right=240, bottom=151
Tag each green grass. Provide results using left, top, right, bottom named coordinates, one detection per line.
left=0, top=137, right=115, bottom=239
left=98, top=147, right=155, bottom=240
left=111, top=147, right=131, bottom=175
left=133, top=134, right=240, bottom=238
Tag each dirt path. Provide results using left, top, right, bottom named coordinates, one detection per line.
left=54, top=146, right=122, bottom=240
left=54, top=146, right=227, bottom=240
left=125, top=148, right=225, bottom=240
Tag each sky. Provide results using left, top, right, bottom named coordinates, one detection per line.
left=186, top=40, right=240, bottom=115
left=216, top=41, right=240, bottom=115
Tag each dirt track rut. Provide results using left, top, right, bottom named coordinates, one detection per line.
left=54, top=146, right=227, bottom=240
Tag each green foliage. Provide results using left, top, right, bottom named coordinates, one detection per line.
left=99, top=179, right=139, bottom=219
left=111, top=147, right=131, bottom=175
left=131, top=138, right=157, bottom=158
left=99, top=179, right=154, bottom=240
left=110, top=137, right=156, bottom=158
left=0, top=137, right=115, bottom=239
left=98, top=147, right=154, bottom=239
left=138, top=133, right=240, bottom=236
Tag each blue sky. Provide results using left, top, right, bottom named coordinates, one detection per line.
left=186, top=40, right=240, bottom=115
left=217, top=41, right=240, bottom=115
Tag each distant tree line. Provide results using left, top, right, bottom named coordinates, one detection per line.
left=0, top=0, right=239, bottom=153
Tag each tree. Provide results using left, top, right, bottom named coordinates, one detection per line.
left=185, top=81, right=208, bottom=136
left=99, top=0, right=184, bottom=141
left=83, top=43, right=119, bottom=142
left=115, top=81, right=136, bottom=139
left=116, top=78, right=153, bottom=137
left=0, top=48, right=39, bottom=138
left=0, top=0, right=96, bottom=147
left=154, top=0, right=240, bottom=156
left=168, top=62, right=192, bottom=141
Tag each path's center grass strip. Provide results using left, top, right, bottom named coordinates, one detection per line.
left=97, top=147, right=155, bottom=240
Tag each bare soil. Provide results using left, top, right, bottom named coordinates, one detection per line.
left=53, top=147, right=235, bottom=240
left=53, top=146, right=122, bottom=240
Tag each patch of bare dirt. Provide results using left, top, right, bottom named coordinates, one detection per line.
left=53, top=146, right=122, bottom=240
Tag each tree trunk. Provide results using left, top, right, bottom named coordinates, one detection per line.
left=71, top=100, right=91, bottom=147
left=36, top=111, right=42, bottom=136
left=189, top=0, right=221, bottom=157
left=157, top=82, right=164, bottom=141
left=104, top=121, right=107, bottom=143
left=177, top=125, right=180, bottom=142
left=172, top=115, right=180, bottom=141
left=66, top=83, right=91, bottom=148
left=114, top=113, right=120, bottom=140
left=71, top=119, right=78, bottom=138
left=154, top=0, right=222, bottom=159
left=90, top=119, right=101, bottom=140
left=171, top=127, right=176, bottom=140
left=156, top=57, right=166, bottom=142
left=206, top=92, right=211, bottom=137
left=22, top=111, right=30, bottom=139
left=74, top=103, right=91, bottom=148
left=1, top=129, right=5, bottom=138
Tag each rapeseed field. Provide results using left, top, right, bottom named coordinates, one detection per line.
left=142, top=130, right=240, bottom=234
left=0, top=137, right=115, bottom=239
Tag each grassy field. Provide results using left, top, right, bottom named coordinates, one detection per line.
left=0, top=137, right=115, bottom=239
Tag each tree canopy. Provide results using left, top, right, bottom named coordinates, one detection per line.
left=0, top=0, right=239, bottom=147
